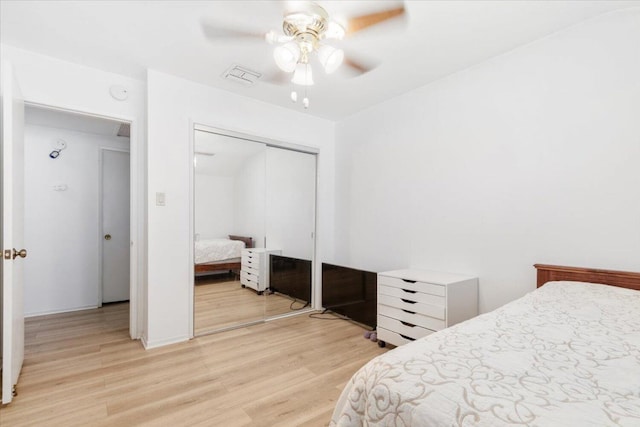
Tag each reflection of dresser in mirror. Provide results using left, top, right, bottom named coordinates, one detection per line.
left=240, top=248, right=281, bottom=294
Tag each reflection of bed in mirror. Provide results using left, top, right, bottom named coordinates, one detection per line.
left=194, top=235, right=254, bottom=275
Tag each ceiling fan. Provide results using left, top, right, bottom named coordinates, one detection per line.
left=202, top=1, right=407, bottom=108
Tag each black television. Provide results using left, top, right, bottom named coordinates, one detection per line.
left=269, top=254, right=312, bottom=303
left=322, top=263, right=377, bottom=328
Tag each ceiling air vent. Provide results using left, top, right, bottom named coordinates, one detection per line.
left=222, top=65, right=261, bottom=86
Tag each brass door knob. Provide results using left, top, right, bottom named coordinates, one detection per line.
left=104, top=234, right=112, bottom=241
left=12, top=248, right=27, bottom=259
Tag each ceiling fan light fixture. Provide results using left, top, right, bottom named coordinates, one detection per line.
left=291, top=62, right=314, bottom=86
left=318, top=44, right=344, bottom=74
left=274, top=41, right=300, bottom=72
left=265, top=30, right=278, bottom=44
left=325, top=20, right=346, bottom=40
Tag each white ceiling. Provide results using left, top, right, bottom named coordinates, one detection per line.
left=25, top=105, right=129, bottom=139
left=195, top=130, right=264, bottom=177
left=2, top=1, right=638, bottom=121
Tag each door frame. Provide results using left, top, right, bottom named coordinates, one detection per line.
left=24, top=101, right=143, bottom=340
left=188, top=122, right=319, bottom=338
left=97, top=146, right=131, bottom=306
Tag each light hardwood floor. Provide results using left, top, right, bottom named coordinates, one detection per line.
left=1, top=302, right=386, bottom=426
left=194, top=277, right=306, bottom=335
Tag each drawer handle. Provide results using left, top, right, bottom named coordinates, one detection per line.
left=400, top=334, right=415, bottom=341
left=401, top=279, right=417, bottom=283
left=402, top=288, right=417, bottom=294
left=401, top=299, right=417, bottom=304
left=402, top=309, right=415, bottom=314
left=400, top=321, right=416, bottom=328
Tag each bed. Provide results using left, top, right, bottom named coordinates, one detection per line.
left=194, top=235, right=253, bottom=275
left=330, top=264, right=640, bottom=426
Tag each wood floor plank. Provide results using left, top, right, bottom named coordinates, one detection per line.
left=194, top=278, right=302, bottom=334
left=2, top=302, right=386, bottom=426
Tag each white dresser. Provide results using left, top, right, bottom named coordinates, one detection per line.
left=377, top=269, right=478, bottom=347
left=240, top=248, right=281, bottom=294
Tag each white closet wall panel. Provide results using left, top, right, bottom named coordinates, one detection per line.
left=265, top=148, right=316, bottom=260
left=233, top=151, right=266, bottom=248
left=194, top=175, right=235, bottom=240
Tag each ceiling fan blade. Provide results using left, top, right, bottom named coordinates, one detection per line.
left=343, top=56, right=377, bottom=75
left=262, top=70, right=291, bottom=86
left=345, top=6, right=406, bottom=35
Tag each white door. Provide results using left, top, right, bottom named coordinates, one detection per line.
left=1, top=62, right=26, bottom=404
left=101, top=149, right=130, bottom=303
left=265, top=148, right=316, bottom=260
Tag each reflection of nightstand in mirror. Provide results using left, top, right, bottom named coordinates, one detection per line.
left=240, top=248, right=281, bottom=294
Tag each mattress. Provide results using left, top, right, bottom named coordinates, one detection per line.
left=331, top=281, right=640, bottom=426
left=194, top=238, right=245, bottom=265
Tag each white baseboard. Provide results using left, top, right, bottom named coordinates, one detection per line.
left=25, top=304, right=99, bottom=318
left=142, top=334, right=189, bottom=350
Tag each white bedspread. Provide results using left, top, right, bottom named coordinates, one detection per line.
left=194, top=238, right=245, bottom=264
left=331, top=281, right=640, bottom=426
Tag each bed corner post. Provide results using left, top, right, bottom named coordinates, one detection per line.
left=534, top=264, right=550, bottom=288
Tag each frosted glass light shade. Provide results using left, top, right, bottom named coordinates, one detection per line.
left=274, top=42, right=300, bottom=72
left=291, top=63, right=314, bottom=86
left=318, top=45, right=344, bottom=74
left=325, top=21, right=346, bottom=40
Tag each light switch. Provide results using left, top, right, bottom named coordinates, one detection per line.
left=156, top=192, right=166, bottom=206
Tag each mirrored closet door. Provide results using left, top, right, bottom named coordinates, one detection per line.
left=193, top=127, right=317, bottom=336
left=193, top=130, right=267, bottom=334
left=264, top=147, right=316, bottom=316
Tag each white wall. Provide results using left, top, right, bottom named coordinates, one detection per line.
left=0, top=45, right=146, bottom=337
left=334, top=8, right=640, bottom=313
left=266, top=147, right=316, bottom=260
left=194, top=175, right=235, bottom=240
left=146, top=70, right=335, bottom=348
left=23, top=125, right=129, bottom=316
left=234, top=151, right=266, bottom=248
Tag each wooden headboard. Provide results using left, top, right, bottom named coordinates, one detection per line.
left=229, top=235, right=254, bottom=249
left=534, top=264, right=640, bottom=291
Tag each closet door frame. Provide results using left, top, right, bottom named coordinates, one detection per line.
left=189, top=123, right=319, bottom=338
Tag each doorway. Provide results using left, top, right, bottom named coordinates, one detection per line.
left=23, top=106, right=131, bottom=315
left=100, top=148, right=130, bottom=304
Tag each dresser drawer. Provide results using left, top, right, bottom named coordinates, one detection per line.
left=377, top=315, right=435, bottom=341
left=240, top=276, right=257, bottom=288
left=378, top=284, right=445, bottom=307
left=241, top=270, right=258, bottom=285
left=377, top=327, right=415, bottom=347
left=378, top=294, right=445, bottom=320
left=241, top=254, right=259, bottom=267
left=243, top=264, right=259, bottom=277
left=378, top=275, right=445, bottom=297
left=378, top=305, right=445, bottom=331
